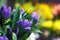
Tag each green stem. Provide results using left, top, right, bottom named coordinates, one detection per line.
left=0, top=26, right=2, bottom=36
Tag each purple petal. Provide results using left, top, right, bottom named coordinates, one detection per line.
left=15, top=27, right=19, bottom=35
left=7, top=7, right=11, bottom=15
left=16, top=20, right=23, bottom=26
left=35, top=23, right=39, bottom=26
left=1, top=5, right=7, bottom=11
left=0, top=36, right=4, bottom=40
left=8, top=28, right=12, bottom=34
left=5, top=7, right=11, bottom=19
left=22, top=19, right=28, bottom=27
left=25, top=21, right=32, bottom=27
left=20, top=8, right=24, bottom=14
left=24, top=27, right=31, bottom=30
left=3, top=37, right=8, bottom=40
left=31, top=12, right=40, bottom=20
left=1, top=5, right=11, bottom=19
left=20, top=8, right=24, bottom=18
left=1, top=5, right=8, bottom=19
left=16, top=19, right=32, bottom=30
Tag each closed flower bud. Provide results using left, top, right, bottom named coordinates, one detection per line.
left=0, top=36, right=8, bottom=40
left=1, top=5, right=11, bottom=19
left=24, top=27, right=31, bottom=31
left=31, top=11, right=40, bottom=21
left=22, top=19, right=32, bottom=28
left=3, top=36, right=8, bottom=40
left=6, top=7, right=11, bottom=19
left=0, top=36, right=4, bottom=40
left=1, top=5, right=7, bottom=12
left=7, top=28, right=12, bottom=35
left=20, top=8, right=24, bottom=18
left=16, top=20, right=23, bottom=26
left=16, top=19, right=32, bottom=30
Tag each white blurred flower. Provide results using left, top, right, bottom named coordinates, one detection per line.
left=27, top=32, right=40, bottom=40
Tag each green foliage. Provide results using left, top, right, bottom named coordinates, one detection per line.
left=11, top=7, right=20, bottom=28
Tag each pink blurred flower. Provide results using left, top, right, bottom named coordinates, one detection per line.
left=53, top=4, right=60, bottom=16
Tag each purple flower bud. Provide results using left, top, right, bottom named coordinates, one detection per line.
left=0, top=36, right=4, bottom=40
left=1, top=5, right=11, bottom=19
left=35, top=23, right=39, bottom=26
left=20, top=8, right=24, bottom=18
left=3, top=37, right=8, bottom=40
left=7, top=28, right=12, bottom=34
left=16, top=20, right=23, bottom=26
left=6, top=7, right=11, bottom=19
left=1, top=5, right=7, bottom=18
left=22, top=19, right=28, bottom=27
left=16, top=19, right=32, bottom=30
left=31, top=11, right=40, bottom=21
left=1, top=5, right=7, bottom=12
left=14, top=27, right=19, bottom=35
left=20, top=8, right=24, bottom=14
left=0, top=36, right=8, bottom=40
left=22, top=19, right=32, bottom=28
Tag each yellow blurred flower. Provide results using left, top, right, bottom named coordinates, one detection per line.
left=36, top=4, right=54, bottom=20
left=14, top=3, right=20, bottom=8
left=34, top=3, right=40, bottom=10
left=53, top=20, right=60, bottom=31
left=41, top=20, right=53, bottom=28
left=22, top=2, right=34, bottom=13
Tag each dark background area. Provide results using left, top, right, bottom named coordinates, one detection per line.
left=6, top=0, right=60, bottom=9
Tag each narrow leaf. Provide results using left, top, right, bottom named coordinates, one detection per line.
left=12, top=32, right=17, bottom=40
left=12, top=7, right=20, bottom=28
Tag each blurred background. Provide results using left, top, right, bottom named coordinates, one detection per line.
left=0, top=0, right=60, bottom=8
left=0, top=0, right=60, bottom=40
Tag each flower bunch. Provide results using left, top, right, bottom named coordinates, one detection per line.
left=0, top=5, right=11, bottom=40
left=0, top=5, right=40, bottom=40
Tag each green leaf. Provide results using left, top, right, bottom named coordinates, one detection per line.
left=11, top=7, right=20, bottom=28
left=0, top=26, right=3, bottom=34
left=23, top=33, right=28, bottom=40
left=12, top=32, right=17, bottom=40
left=34, top=29, right=42, bottom=33
left=4, top=19, right=11, bottom=26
